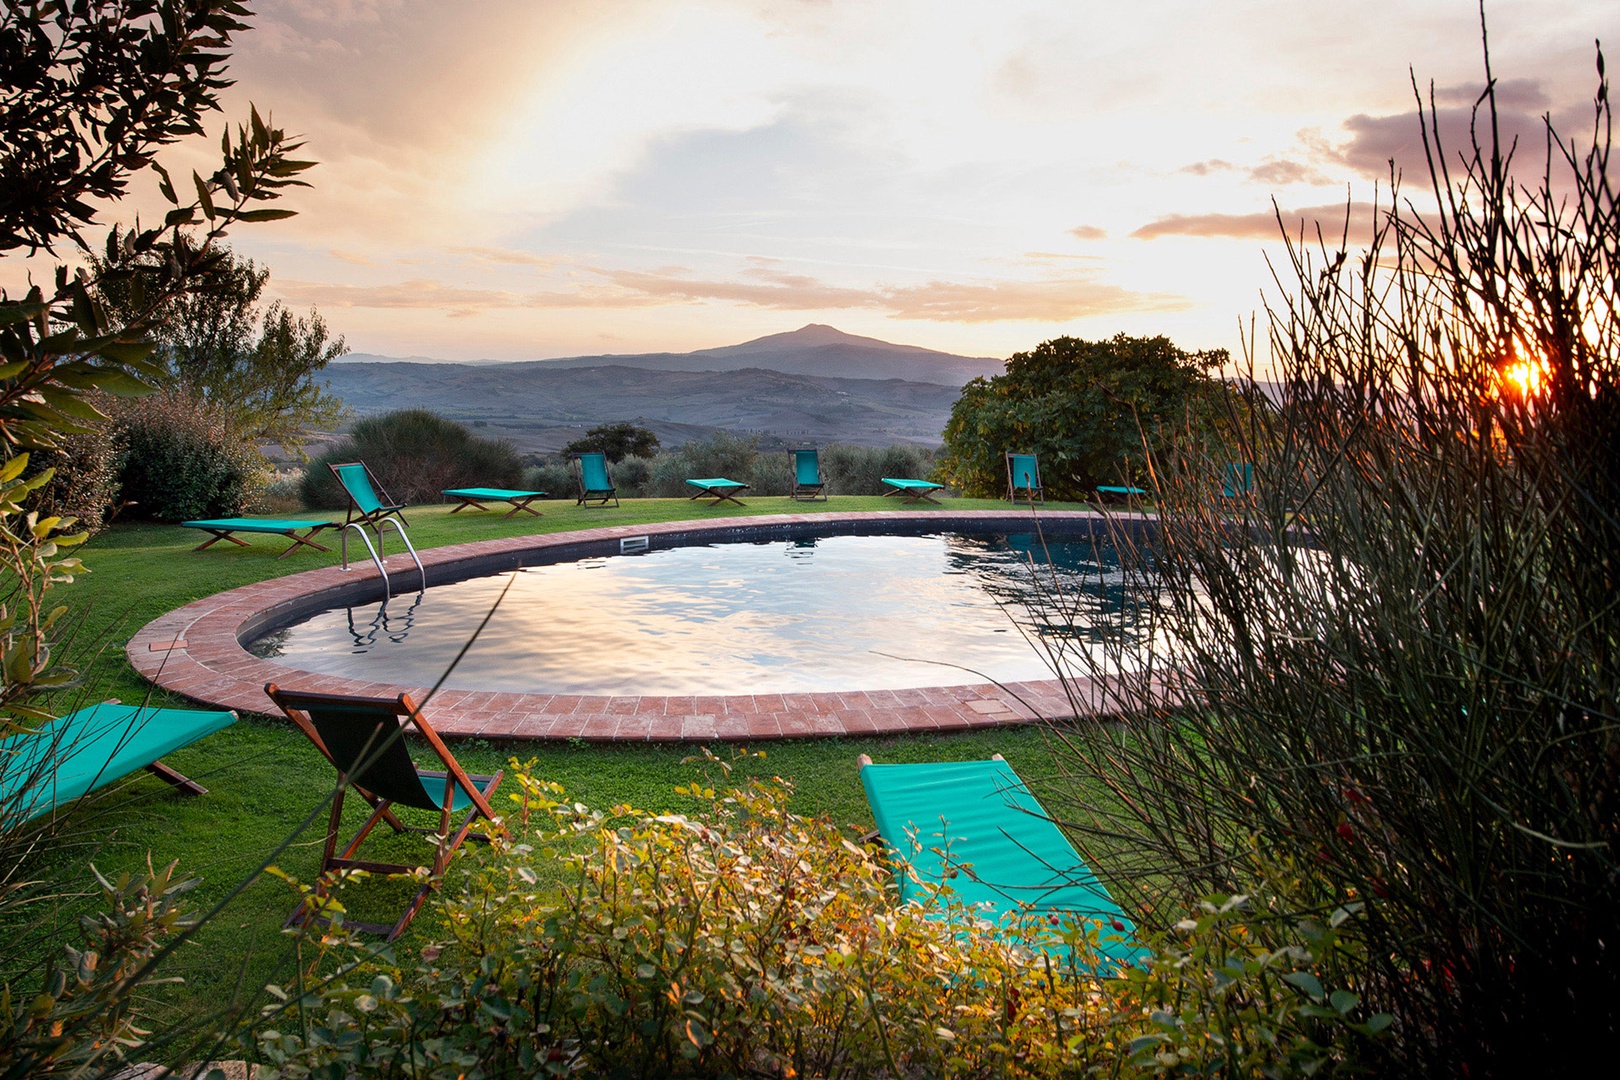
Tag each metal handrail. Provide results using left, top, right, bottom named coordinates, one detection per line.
left=339, top=516, right=425, bottom=600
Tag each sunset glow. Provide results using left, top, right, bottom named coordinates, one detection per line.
left=8, top=0, right=1614, bottom=364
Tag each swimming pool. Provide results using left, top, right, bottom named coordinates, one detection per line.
left=246, top=531, right=1148, bottom=696
left=130, top=511, right=1164, bottom=740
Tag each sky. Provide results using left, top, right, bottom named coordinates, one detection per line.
left=22, top=0, right=1620, bottom=363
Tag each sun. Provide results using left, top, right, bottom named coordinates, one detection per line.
left=1501, top=358, right=1544, bottom=397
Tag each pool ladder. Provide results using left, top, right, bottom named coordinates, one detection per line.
left=339, top=516, right=424, bottom=600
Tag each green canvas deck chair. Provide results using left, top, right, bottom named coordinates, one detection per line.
left=791, top=449, right=826, bottom=501
left=330, top=461, right=409, bottom=529
left=1005, top=452, right=1044, bottom=503
left=1222, top=462, right=1255, bottom=500
left=0, top=702, right=238, bottom=824
left=859, top=754, right=1144, bottom=970
left=573, top=452, right=619, bottom=507
left=182, top=517, right=337, bottom=558
left=265, top=684, right=506, bottom=941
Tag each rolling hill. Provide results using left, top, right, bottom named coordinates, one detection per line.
left=323, top=325, right=1002, bottom=454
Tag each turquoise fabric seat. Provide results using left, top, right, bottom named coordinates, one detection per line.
left=0, top=703, right=238, bottom=823
left=685, top=477, right=749, bottom=507
left=860, top=757, right=1145, bottom=969
left=791, top=449, right=826, bottom=501
left=881, top=477, right=944, bottom=504
left=442, top=487, right=547, bottom=519
left=181, top=517, right=336, bottom=558
left=1222, top=463, right=1255, bottom=499
left=1005, top=452, right=1044, bottom=503
left=574, top=452, right=618, bottom=507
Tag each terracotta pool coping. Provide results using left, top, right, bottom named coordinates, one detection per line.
left=127, top=510, right=1150, bottom=741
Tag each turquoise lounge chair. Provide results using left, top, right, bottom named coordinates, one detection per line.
left=441, top=487, right=547, bottom=519
left=265, top=684, right=506, bottom=941
left=574, top=452, right=618, bottom=508
left=182, top=516, right=337, bottom=558
left=1222, top=462, right=1255, bottom=499
left=331, top=461, right=409, bottom=528
left=881, top=477, right=944, bottom=504
left=791, top=449, right=826, bottom=501
left=1005, top=452, right=1043, bottom=503
left=685, top=477, right=749, bottom=507
left=0, top=702, right=238, bottom=823
left=859, top=755, right=1144, bottom=970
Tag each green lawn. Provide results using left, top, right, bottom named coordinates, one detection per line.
left=6, top=494, right=1094, bottom=1028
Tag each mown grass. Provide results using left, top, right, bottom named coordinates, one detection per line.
left=7, top=493, right=1098, bottom=1028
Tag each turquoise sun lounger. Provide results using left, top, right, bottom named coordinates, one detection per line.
left=0, top=702, right=239, bottom=823
left=182, top=517, right=336, bottom=558
left=685, top=477, right=749, bottom=507
left=442, top=487, right=547, bottom=519
left=859, top=755, right=1145, bottom=970
left=573, top=452, right=619, bottom=508
left=881, top=477, right=944, bottom=504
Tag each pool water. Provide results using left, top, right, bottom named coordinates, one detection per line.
left=248, top=532, right=1146, bottom=696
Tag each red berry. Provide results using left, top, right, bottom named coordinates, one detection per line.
left=1336, top=823, right=1355, bottom=843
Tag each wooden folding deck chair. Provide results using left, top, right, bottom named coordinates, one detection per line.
left=791, top=449, right=827, bottom=501
left=0, top=702, right=238, bottom=824
left=573, top=452, right=619, bottom=507
left=182, top=516, right=337, bottom=558
left=1005, top=452, right=1044, bottom=503
left=331, top=461, right=409, bottom=528
left=264, top=684, right=506, bottom=941
left=858, top=753, right=1145, bottom=971
left=881, top=477, right=944, bottom=504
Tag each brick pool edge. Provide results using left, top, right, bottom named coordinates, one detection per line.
left=127, top=510, right=1150, bottom=741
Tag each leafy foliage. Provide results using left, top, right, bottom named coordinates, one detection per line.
left=0, top=860, right=197, bottom=1078
left=95, top=241, right=349, bottom=454
left=936, top=334, right=1226, bottom=499
left=110, top=388, right=264, bottom=522
left=253, top=763, right=1380, bottom=1077
left=300, top=409, right=524, bottom=508
left=22, top=419, right=122, bottom=533
left=562, top=421, right=659, bottom=464
left=1042, top=44, right=1620, bottom=1074
left=0, top=454, right=86, bottom=733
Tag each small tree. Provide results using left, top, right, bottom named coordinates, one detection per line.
left=564, top=420, right=660, bottom=463
left=936, top=334, right=1226, bottom=499
left=94, top=240, right=349, bottom=455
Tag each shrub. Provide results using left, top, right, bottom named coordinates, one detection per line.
left=253, top=762, right=1381, bottom=1077
left=646, top=432, right=761, bottom=497
left=300, top=409, right=523, bottom=508
left=109, top=390, right=265, bottom=522
left=562, top=421, right=660, bottom=463
left=1040, top=46, right=1620, bottom=1073
left=22, top=421, right=122, bottom=533
left=822, top=443, right=937, bottom=495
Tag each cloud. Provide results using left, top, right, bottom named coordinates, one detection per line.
left=449, top=246, right=563, bottom=269
left=1132, top=202, right=1378, bottom=242
left=275, top=279, right=530, bottom=310
left=276, top=263, right=1190, bottom=325
left=1325, top=78, right=1573, bottom=178
left=329, top=250, right=375, bottom=266
left=1180, top=156, right=1329, bottom=186
left=1179, top=160, right=1236, bottom=177
left=1068, top=224, right=1108, bottom=240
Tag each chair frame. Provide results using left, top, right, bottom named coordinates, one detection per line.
left=572, top=452, right=619, bottom=508
left=1005, top=452, right=1044, bottom=504
left=790, top=449, right=827, bottom=501
left=264, top=683, right=505, bottom=941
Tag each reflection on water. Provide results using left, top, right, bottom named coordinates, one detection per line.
left=247, top=533, right=1160, bottom=695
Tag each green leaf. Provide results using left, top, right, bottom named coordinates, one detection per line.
left=1282, top=971, right=1324, bottom=999
left=1330, top=989, right=1360, bottom=1015
left=233, top=208, right=298, bottom=223
left=193, top=171, right=216, bottom=221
